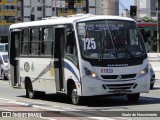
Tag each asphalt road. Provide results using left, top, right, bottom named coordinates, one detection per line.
left=0, top=72, right=159, bottom=120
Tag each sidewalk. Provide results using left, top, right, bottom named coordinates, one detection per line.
left=155, top=71, right=160, bottom=80
left=147, top=53, right=160, bottom=79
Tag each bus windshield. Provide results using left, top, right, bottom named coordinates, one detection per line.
left=77, top=20, right=145, bottom=59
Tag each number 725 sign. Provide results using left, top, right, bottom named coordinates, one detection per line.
left=82, top=38, right=96, bottom=50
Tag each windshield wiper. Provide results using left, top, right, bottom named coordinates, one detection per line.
left=122, top=45, right=135, bottom=58
left=99, top=38, right=105, bottom=61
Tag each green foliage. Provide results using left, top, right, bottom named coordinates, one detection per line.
left=142, top=16, right=156, bottom=22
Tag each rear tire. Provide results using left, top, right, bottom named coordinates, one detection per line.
left=127, top=93, right=140, bottom=103
left=26, top=81, right=37, bottom=99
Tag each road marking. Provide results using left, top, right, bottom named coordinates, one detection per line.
left=87, top=117, right=115, bottom=120
left=0, top=97, right=130, bottom=120
left=0, top=108, right=13, bottom=111
left=87, top=117, right=132, bottom=120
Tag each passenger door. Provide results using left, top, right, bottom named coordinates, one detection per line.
left=54, top=27, right=65, bottom=92
left=9, top=31, right=21, bottom=87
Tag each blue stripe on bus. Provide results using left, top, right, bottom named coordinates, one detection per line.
left=64, top=61, right=79, bottom=81
left=32, top=61, right=79, bottom=83
left=33, top=64, right=50, bottom=83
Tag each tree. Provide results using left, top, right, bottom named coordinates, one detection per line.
left=142, top=16, right=156, bottom=22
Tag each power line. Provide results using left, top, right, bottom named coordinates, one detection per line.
left=118, top=0, right=131, bottom=17
left=105, top=0, right=131, bottom=16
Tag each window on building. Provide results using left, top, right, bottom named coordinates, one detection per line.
left=24, top=16, right=30, bottom=18
left=37, top=17, right=42, bottom=20
left=37, top=7, right=42, bottom=11
left=11, top=5, right=14, bottom=9
left=60, top=7, right=68, bottom=13
left=24, top=5, right=30, bottom=8
left=46, top=6, right=51, bottom=8
left=6, top=0, right=14, bottom=2
left=46, top=16, right=51, bottom=17
left=17, top=6, right=21, bottom=10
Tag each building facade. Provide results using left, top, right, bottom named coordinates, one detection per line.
left=0, top=0, right=120, bottom=42
left=18, top=0, right=86, bottom=22
left=0, top=0, right=17, bottom=43
left=19, top=0, right=119, bottom=22
left=89, top=0, right=119, bottom=15
left=134, top=0, right=157, bottom=19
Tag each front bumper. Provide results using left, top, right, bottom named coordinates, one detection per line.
left=81, top=74, right=150, bottom=96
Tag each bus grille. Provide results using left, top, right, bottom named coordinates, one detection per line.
left=104, top=83, right=134, bottom=90
left=101, top=74, right=136, bottom=80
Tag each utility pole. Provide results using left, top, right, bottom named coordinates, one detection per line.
left=86, top=0, right=89, bottom=13
left=157, top=0, right=160, bottom=52
left=54, top=0, right=57, bottom=16
left=42, top=0, right=45, bottom=18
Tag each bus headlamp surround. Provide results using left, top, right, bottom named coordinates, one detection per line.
left=83, top=67, right=98, bottom=79
left=138, top=65, right=149, bottom=78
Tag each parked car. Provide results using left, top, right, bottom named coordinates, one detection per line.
left=0, top=52, right=8, bottom=80
left=150, top=64, right=155, bottom=90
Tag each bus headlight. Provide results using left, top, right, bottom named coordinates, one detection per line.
left=138, top=65, right=149, bottom=78
left=84, top=67, right=98, bottom=79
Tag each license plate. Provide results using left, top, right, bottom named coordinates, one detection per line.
left=114, top=90, right=126, bottom=94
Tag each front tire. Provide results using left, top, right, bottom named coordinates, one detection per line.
left=71, top=87, right=81, bottom=105
left=127, top=93, right=140, bottom=103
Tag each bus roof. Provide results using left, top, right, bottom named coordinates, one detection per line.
left=9, top=14, right=135, bottom=29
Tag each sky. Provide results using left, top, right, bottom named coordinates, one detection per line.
left=119, top=0, right=134, bottom=14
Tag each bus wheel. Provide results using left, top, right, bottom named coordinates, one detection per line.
left=127, top=93, right=140, bottom=103
left=71, top=87, right=81, bottom=105
left=26, top=81, right=36, bottom=99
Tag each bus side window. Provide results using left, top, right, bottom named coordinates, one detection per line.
left=30, top=28, right=40, bottom=55
left=21, top=29, right=29, bottom=55
left=66, top=25, right=77, bottom=55
left=65, top=25, right=78, bottom=65
left=0, top=45, right=3, bottom=52
left=41, top=27, right=54, bottom=56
